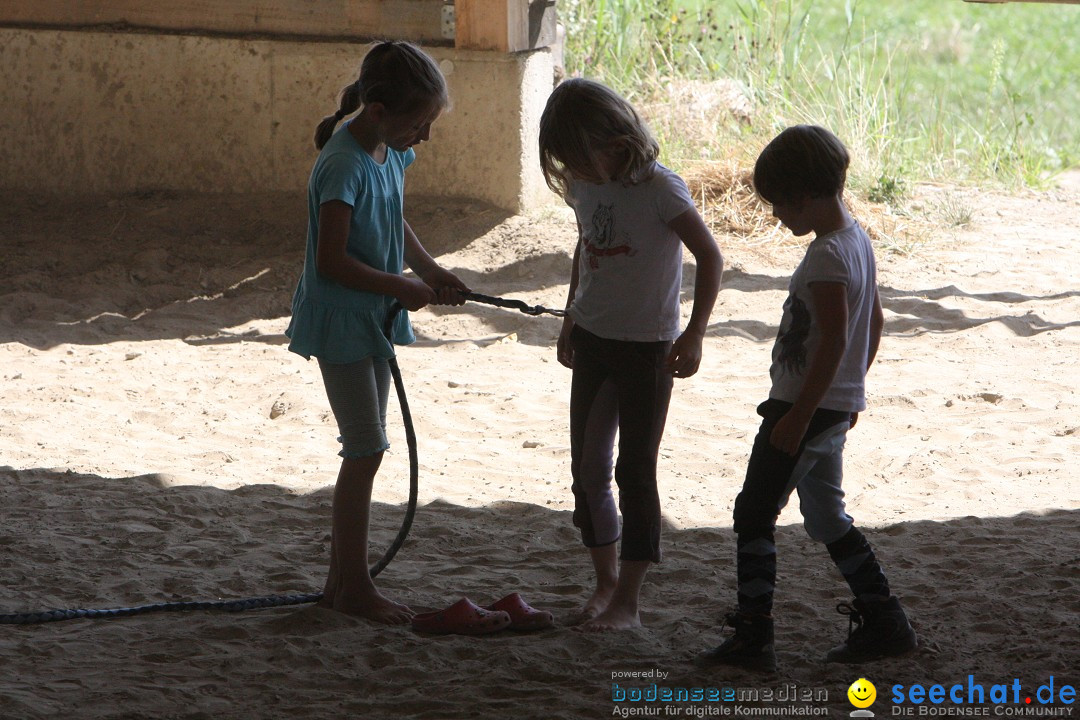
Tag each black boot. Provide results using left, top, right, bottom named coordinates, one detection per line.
left=696, top=611, right=777, bottom=672
left=826, top=596, right=917, bottom=663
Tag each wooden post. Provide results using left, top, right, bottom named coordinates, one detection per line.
left=455, top=0, right=557, bottom=52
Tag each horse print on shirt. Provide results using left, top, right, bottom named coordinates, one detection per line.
left=776, top=292, right=811, bottom=375
left=582, top=203, right=635, bottom=269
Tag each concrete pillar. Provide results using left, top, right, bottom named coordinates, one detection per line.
left=0, top=28, right=555, bottom=212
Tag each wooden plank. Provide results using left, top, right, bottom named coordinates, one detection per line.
left=456, top=0, right=556, bottom=52
left=455, top=0, right=509, bottom=51
left=0, top=0, right=449, bottom=43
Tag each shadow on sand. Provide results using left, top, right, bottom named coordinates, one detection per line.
left=1, top=465, right=1076, bottom=718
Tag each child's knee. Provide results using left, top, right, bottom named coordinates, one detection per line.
left=577, top=458, right=614, bottom=489
left=336, top=424, right=390, bottom=458
left=803, top=513, right=852, bottom=545
left=733, top=493, right=777, bottom=537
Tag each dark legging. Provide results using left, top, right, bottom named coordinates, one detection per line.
left=569, top=325, right=673, bottom=563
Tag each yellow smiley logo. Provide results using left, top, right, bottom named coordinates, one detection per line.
left=847, top=678, right=877, bottom=708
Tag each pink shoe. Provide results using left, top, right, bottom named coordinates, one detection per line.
left=411, top=598, right=511, bottom=635
left=486, top=593, right=554, bottom=631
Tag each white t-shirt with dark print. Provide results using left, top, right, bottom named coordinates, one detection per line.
left=769, top=221, right=878, bottom=413
left=566, top=163, right=695, bottom=342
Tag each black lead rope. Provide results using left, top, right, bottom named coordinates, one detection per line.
left=1, top=293, right=556, bottom=625
left=463, top=291, right=566, bottom=318
left=369, top=302, right=419, bottom=579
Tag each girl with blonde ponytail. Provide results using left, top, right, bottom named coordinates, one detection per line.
left=286, top=41, right=468, bottom=624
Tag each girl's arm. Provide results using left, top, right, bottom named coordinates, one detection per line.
left=316, top=200, right=435, bottom=310
left=769, top=281, right=848, bottom=454
left=403, top=218, right=470, bottom=305
left=664, top=207, right=723, bottom=378
left=556, top=224, right=583, bottom=369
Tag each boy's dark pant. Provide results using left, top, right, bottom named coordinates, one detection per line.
left=569, top=325, right=673, bottom=563
left=734, top=399, right=853, bottom=541
left=733, top=398, right=890, bottom=615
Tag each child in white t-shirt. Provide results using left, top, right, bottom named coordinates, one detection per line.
left=538, top=78, right=724, bottom=632
left=698, top=125, right=916, bottom=671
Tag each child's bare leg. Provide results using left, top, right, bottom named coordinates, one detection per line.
left=570, top=543, right=619, bottom=624
left=577, top=559, right=649, bottom=632
left=319, top=453, right=412, bottom=624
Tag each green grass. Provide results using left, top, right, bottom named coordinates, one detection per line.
left=561, top=0, right=1080, bottom=196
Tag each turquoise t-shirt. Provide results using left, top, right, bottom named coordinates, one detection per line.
left=286, top=124, right=416, bottom=363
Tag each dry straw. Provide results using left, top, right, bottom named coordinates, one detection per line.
left=682, top=160, right=934, bottom=257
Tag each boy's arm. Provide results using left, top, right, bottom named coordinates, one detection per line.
left=664, top=207, right=723, bottom=378
left=770, top=281, right=847, bottom=455
left=867, top=287, right=884, bottom=370
left=403, top=217, right=470, bottom=305
left=850, top=287, right=884, bottom=429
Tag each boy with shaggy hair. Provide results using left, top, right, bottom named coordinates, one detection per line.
left=699, top=125, right=916, bottom=671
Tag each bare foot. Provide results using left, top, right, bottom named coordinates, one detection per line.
left=575, top=604, right=641, bottom=632
left=566, top=605, right=599, bottom=626
left=567, top=585, right=616, bottom=626
left=319, top=589, right=414, bottom=625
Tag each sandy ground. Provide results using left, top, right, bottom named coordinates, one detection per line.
left=1, top=178, right=1078, bottom=719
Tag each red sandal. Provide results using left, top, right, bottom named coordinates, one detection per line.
left=411, top=598, right=511, bottom=635
left=486, top=593, right=554, bottom=631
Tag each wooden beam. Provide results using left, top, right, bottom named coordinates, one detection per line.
left=455, top=0, right=556, bottom=52
left=0, top=0, right=450, bottom=44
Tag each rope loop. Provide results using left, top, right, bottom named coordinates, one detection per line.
left=1, top=291, right=557, bottom=625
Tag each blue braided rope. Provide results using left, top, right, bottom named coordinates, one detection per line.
left=2, top=305, right=418, bottom=627
left=0, top=593, right=327, bottom=625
